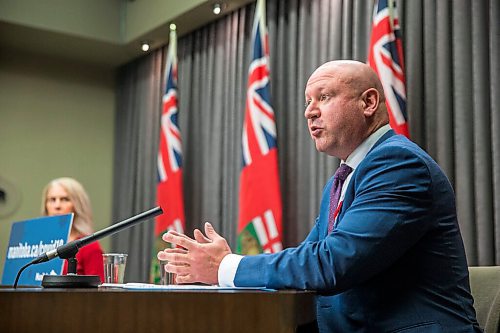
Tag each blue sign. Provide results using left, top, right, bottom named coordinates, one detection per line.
left=2, top=214, right=73, bottom=286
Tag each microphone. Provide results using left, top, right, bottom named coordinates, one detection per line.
left=31, top=206, right=163, bottom=265
left=14, top=206, right=163, bottom=288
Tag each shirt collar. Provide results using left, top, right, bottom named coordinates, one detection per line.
left=343, top=124, right=392, bottom=170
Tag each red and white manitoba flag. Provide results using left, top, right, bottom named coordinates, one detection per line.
left=237, top=0, right=283, bottom=255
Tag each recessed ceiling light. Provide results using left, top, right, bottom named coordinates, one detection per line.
left=213, top=3, right=222, bottom=15
left=141, top=42, right=150, bottom=52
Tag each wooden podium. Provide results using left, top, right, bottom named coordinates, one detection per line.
left=0, top=287, right=316, bottom=333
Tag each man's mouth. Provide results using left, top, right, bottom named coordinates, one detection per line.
left=310, top=125, right=322, bottom=137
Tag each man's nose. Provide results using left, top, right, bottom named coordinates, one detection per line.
left=304, top=102, right=320, bottom=119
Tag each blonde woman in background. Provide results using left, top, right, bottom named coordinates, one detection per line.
left=42, top=177, right=104, bottom=282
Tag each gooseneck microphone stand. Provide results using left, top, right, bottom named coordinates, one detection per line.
left=13, top=206, right=163, bottom=288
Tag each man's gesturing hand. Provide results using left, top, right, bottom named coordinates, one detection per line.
left=157, top=222, right=231, bottom=285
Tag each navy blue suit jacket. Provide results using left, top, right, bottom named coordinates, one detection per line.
left=234, top=131, right=482, bottom=332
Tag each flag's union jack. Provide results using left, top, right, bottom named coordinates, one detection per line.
left=368, top=0, right=409, bottom=137
left=241, top=33, right=277, bottom=166
left=151, top=28, right=185, bottom=283
left=158, top=70, right=182, bottom=183
left=237, top=0, right=282, bottom=255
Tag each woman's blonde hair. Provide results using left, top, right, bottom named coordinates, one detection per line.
left=41, top=177, right=94, bottom=236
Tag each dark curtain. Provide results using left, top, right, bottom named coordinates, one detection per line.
left=112, top=50, right=164, bottom=281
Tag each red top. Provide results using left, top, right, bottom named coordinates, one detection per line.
left=62, top=241, right=105, bottom=282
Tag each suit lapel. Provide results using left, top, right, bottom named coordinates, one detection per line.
left=335, top=130, right=396, bottom=225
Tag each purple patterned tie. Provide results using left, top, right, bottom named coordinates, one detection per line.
left=327, top=164, right=353, bottom=234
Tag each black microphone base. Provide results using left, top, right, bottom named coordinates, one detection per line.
left=42, top=274, right=100, bottom=288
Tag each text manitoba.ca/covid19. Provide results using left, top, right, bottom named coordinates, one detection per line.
left=7, top=239, right=64, bottom=259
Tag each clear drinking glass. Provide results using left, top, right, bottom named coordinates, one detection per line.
left=159, top=260, right=176, bottom=285
left=102, top=253, right=128, bottom=284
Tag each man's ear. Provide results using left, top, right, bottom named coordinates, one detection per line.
left=361, top=88, right=379, bottom=117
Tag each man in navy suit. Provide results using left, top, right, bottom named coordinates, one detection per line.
left=158, top=60, right=482, bottom=332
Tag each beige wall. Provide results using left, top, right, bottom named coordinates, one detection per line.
left=0, top=0, right=208, bottom=44
left=0, top=0, right=123, bottom=42
left=0, top=48, right=115, bottom=277
left=0, top=0, right=252, bottom=68
left=124, top=0, right=202, bottom=41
